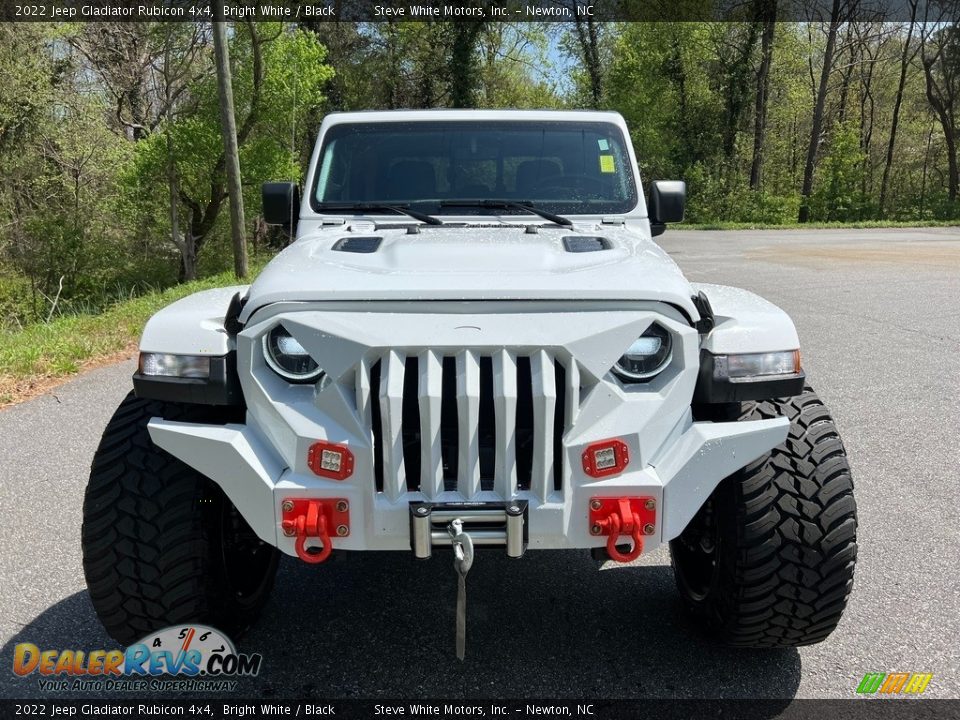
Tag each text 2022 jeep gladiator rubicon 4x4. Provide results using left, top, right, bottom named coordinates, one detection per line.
left=83, top=110, right=857, bottom=653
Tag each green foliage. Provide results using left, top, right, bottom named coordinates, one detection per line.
left=121, top=25, right=331, bottom=262
left=607, top=22, right=802, bottom=223
left=809, top=121, right=867, bottom=221
left=0, top=25, right=55, bottom=154
left=608, top=23, right=723, bottom=180
left=312, top=22, right=558, bottom=111
left=0, top=22, right=333, bottom=330
left=0, top=26, right=175, bottom=322
left=477, top=25, right=562, bottom=108
left=683, top=163, right=800, bottom=224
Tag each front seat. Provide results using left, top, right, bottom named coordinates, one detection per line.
left=382, top=160, right=437, bottom=202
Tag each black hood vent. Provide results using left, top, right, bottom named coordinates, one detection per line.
left=563, top=236, right=611, bottom=253
left=333, top=236, right=382, bottom=253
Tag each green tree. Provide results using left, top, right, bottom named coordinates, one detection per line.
left=607, top=24, right=725, bottom=193
left=921, top=21, right=960, bottom=206
left=476, top=24, right=561, bottom=108
left=810, top=120, right=867, bottom=220
left=123, top=24, right=332, bottom=280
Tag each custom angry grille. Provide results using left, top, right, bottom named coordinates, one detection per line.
left=356, top=350, right=579, bottom=501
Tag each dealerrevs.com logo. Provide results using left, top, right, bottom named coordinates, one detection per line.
left=12, top=625, right=262, bottom=692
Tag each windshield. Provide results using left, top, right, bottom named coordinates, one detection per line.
left=312, top=120, right=639, bottom=216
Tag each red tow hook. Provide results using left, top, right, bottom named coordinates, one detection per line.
left=280, top=498, right=350, bottom=564
left=588, top=497, right=657, bottom=563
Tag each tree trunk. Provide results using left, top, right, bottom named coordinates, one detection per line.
left=722, top=22, right=760, bottom=166
left=573, top=14, right=603, bottom=106
left=919, top=123, right=933, bottom=217
left=799, top=0, right=843, bottom=223
left=166, top=125, right=193, bottom=281
left=944, top=127, right=958, bottom=203
left=922, top=54, right=959, bottom=203
left=449, top=22, right=485, bottom=108
left=162, top=35, right=192, bottom=282
left=212, top=17, right=248, bottom=279
left=127, top=83, right=147, bottom=141
left=879, top=11, right=918, bottom=215
left=836, top=32, right=857, bottom=124
left=857, top=34, right=877, bottom=215
left=177, top=22, right=263, bottom=269
left=750, top=4, right=777, bottom=189
left=177, top=237, right=197, bottom=283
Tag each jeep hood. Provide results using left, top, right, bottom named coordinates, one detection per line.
left=239, top=224, right=698, bottom=322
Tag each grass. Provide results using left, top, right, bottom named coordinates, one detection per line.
left=0, top=268, right=254, bottom=405
left=681, top=219, right=960, bottom=231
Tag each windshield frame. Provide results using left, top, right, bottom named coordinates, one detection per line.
left=308, top=119, right=641, bottom=219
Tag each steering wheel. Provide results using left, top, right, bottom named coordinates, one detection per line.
left=531, top=173, right=605, bottom=197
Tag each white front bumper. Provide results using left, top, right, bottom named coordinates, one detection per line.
left=147, top=302, right=789, bottom=557
left=147, top=414, right=786, bottom=556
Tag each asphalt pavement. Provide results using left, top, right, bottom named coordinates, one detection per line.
left=1, top=227, right=958, bottom=700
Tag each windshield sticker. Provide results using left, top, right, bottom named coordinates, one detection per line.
left=599, top=155, right=616, bottom=173
left=597, top=138, right=610, bottom=151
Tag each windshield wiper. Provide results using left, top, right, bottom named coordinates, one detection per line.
left=439, top=199, right=573, bottom=228
left=316, top=202, right=443, bottom=226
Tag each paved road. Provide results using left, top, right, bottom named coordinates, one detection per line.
left=1, top=228, right=959, bottom=700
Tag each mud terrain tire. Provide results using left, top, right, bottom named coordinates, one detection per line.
left=671, top=386, right=857, bottom=647
left=82, top=393, right=279, bottom=645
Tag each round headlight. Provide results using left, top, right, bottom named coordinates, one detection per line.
left=613, top=323, right=673, bottom=382
left=263, top=325, right=323, bottom=382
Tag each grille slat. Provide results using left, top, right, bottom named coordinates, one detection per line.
left=529, top=350, right=557, bottom=503
left=418, top=350, right=444, bottom=500
left=369, top=349, right=569, bottom=501
left=379, top=351, right=407, bottom=501
left=492, top=349, right=518, bottom=499
left=456, top=350, right=482, bottom=499
left=355, top=357, right=373, bottom=429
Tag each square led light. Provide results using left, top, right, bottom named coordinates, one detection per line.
left=594, top=447, right=618, bottom=470
left=307, top=441, right=354, bottom=480
left=581, top=439, right=630, bottom=478
left=320, top=449, right=343, bottom=473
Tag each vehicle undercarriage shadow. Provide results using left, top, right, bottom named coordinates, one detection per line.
left=2, top=550, right=800, bottom=706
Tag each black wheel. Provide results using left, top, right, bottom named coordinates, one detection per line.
left=671, top=386, right=857, bottom=647
left=82, top=392, right=280, bottom=645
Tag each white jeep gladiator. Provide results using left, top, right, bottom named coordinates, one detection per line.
left=83, top=110, right=857, bottom=653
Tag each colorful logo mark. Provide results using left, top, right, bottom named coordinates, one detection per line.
left=856, top=673, right=933, bottom=695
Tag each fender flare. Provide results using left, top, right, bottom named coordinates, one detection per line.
left=691, top=282, right=799, bottom=355
left=139, top=285, right=248, bottom=355
left=135, top=286, right=249, bottom=407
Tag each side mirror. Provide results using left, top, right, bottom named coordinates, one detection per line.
left=649, top=180, right=686, bottom=236
left=262, top=182, right=300, bottom=234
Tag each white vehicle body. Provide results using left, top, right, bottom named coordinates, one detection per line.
left=137, top=110, right=802, bottom=559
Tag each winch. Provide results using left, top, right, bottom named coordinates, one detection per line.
left=408, top=501, right=528, bottom=559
